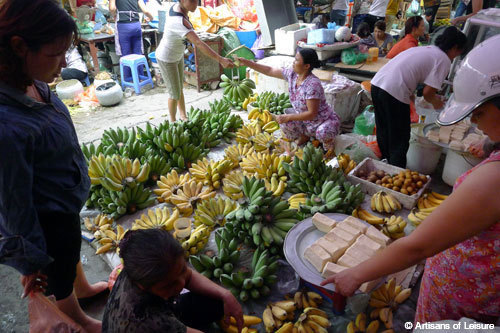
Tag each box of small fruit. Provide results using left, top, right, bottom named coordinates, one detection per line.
left=346, top=158, right=431, bottom=209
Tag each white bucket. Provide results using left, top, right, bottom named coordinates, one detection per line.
left=442, top=149, right=483, bottom=186
left=406, top=124, right=442, bottom=174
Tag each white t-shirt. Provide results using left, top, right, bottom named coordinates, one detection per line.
left=65, top=47, right=87, bottom=73
left=369, top=0, right=390, bottom=17
left=371, top=45, right=451, bottom=104
left=155, top=5, right=193, bottom=63
left=332, top=0, right=348, bottom=11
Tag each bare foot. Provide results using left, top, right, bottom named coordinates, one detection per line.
left=179, top=115, right=188, bottom=121
left=81, top=316, right=102, bottom=333
left=76, top=281, right=108, bottom=299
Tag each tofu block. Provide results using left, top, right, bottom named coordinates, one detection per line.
left=449, top=140, right=465, bottom=151
left=345, top=244, right=372, bottom=262
left=365, top=226, right=390, bottom=246
left=355, top=234, right=383, bottom=253
left=342, top=216, right=368, bottom=233
left=304, top=244, right=331, bottom=273
left=321, top=262, right=348, bottom=278
left=359, top=278, right=382, bottom=293
left=325, top=227, right=356, bottom=246
left=312, top=213, right=337, bottom=233
left=336, top=222, right=362, bottom=238
left=316, top=237, right=348, bottom=261
left=337, top=253, right=362, bottom=268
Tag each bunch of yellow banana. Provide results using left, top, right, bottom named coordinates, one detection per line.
left=293, top=307, right=331, bottom=333
left=170, top=180, right=216, bottom=216
left=294, top=290, right=323, bottom=310
left=84, top=214, right=113, bottom=234
left=347, top=313, right=367, bottom=333
left=263, top=300, right=298, bottom=333
left=248, top=108, right=274, bottom=125
left=100, top=156, right=150, bottom=191
left=222, top=170, right=245, bottom=200
left=94, top=225, right=126, bottom=255
left=253, top=132, right=278, bottom=152
left=193, top=197, right=238, bottom=227
left=288, top=193, right=307, bottom=209
left=153, top=170, right=191, bottom=203
left=337, top=153, right=357, bottom=174
left=264, top=176, right=287, bottom=196
left=417, top=191, right=447, bottom=210
left=88, top=153, right=112, bottom=185
left=173, top=217, right=192, bottom=240
left=131, top=206, right=180, bottom=231
left=224, top=143, right=255, bottom=167
left=369, top=278, right=411, bottom=330
left=241, top=152, right=289, bottom=182
left=236, top=123, right=262, bottom=145
left=407, top=207, right=433, bottom=226
left=371, top=191, right=402, bottom=214
left=242, top=93, right=258, bottom=111
left=262, top=120, right=280, bottom=134
left=189, top=158, right=234, bottom=189
left=382, top=215, right=407, bottom=239
left=220, top=315, right=261, bottom=333
left=352, top=208, right=385, bottom=225
left=181, top=224, right=211, bottom=256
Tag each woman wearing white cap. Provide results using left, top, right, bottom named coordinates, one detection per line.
left=322, top=34, right=500, bottom=324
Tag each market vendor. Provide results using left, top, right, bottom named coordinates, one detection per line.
left=386, top=16, right=426, bottom=59
left=155, top=0, right=234, bottom=122
left=61, top=45, right=89, bottom=85
left=369, top=26, right=466, bottom=167
left=236, top=49, right=341, bottom=154
left=359, top=21, right=394, bottom=56
left=321, top=35, right=500, bottom=324
left=0, top=0, right=107, bottom=331
left=103, top=229, right=244, bottom=332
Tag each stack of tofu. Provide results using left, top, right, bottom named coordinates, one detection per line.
left=426, top=119, right=486, bottom=152
left=304, top=213, right=390, bottom=293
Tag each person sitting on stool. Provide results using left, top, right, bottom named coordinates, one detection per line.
left=61, top=46, right=89, bottom=85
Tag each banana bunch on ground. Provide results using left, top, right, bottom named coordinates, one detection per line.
left=97, top=183, right=156, bottom=219
left=220, top=315, right=261, bottom=333
left=136, top=121, right=164, bottom=147
left=371, top=191, right=401, bottom=214
left=236, top=122, right=262, bottom=145
left=352, top=208, right=385, bottom=225
left=171, top=144, right=206, bottom=171
left=100, top=155, right=150, bottom=191
left=94, top=224, right=126, bottom=255
left=170, top=180, right=216, bottom=216
left=241, top=152, right=290, bottom=182
left=369, top=278, right=412, bottom=330
left=224, top=143, right=255, bottom=167
left=154, top=169, right=191, bottom=203
left=347, top=313, right=380, bottom=333
left=248, top=108, right=274, bottom=125
left=100, top=127, right=136, bottom=156
left=220, top=247, right=278, bottom=302
left=189, top=158, right=234, bottom=190
left=222, top=170, right=245, bottom=200
left=181, top=224, right=211, bottom=256
left=287, top=305, right=330, bottom=333
left=252, top=132, right=278, bottom=152
left=220, top=74, right=256, bottom=103
left=288, top=193, right=307, bottom=209
left=142, top=154, right=171, bottom=184
left=382, top=215, right=407, bottom=239
left=131, top=206, right=179, bottom=231
left=262, top=300, right=297, bottom=333
left=293, top=290, right=323, bottom=310
left=84, top=214, right=113, bottom=235
left=81, top=142, right=104, bottom=163
left=264, top=176, right=287, bottom=196
left=251, top=91, right=292, bottom=115
left=88, top=153, right=112, bottom=185
left=189, top=227, right=240, bottom=280
left=262, top=120, right=280, bottom=134
left=193, top=196, right=238, bottom=228
left=242, top=93, right=258, bottom=111
left=417, top=191, right=447, bottom=210
left=337, top=153, right=357, bottom=174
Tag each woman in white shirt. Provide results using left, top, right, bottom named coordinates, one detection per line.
left=155, top=0, right=234, bottom=122
left=369, top=26, right=466, bottom=167
left=61, top=46, right=89, bottom=85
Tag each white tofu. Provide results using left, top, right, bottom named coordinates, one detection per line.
left=337, top=253, right=362, bottom=268
left=316, top=237, right=348, bottom=261
left=312, top=213, right=337, bottom=233
left=449, top=140, right=465, bottom=151
left=342, top=216, right=368, bottom=233
left=325, top=227, right=356, bottom=246
left=359, top=278, right=382, bottom=293
left=336, top=222, right=362, bottom=238
left=321, top=262, right=348, bottom=278
left=304, top=244, right=331, bottom=273
left=345, top=244, right=372, bottom=262
left=365, top=226, right=390, bottom=246
left=355, top=234, right=383, bottom=253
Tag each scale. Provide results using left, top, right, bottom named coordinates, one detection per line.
left=75, top=6, right=94, bottom=34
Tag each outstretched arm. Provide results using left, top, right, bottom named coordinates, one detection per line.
left=186, top=31, right=234, bottom=68
left=234, top=57, right=284, bottom=79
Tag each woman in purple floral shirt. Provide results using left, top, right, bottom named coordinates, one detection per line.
left=236, top=49, right=340, bottom=151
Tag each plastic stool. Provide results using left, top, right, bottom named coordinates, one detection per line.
left=119, top=54, right=154, bottom=94
left=83, top=75, right=91, bottom=87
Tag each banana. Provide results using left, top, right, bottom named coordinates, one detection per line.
left=263, top=306, right=275, bottom=333
left=366, top=320, right=380, bottom=333
left=271, top=304, right=288, bottom=321
left=273, top=300, right=296, bottom=313
left=355, top=313, right=366, bottom=331
left=394, top=288, right=411, bottom=304
left=308, top=315, right=330, bottom=328
left=355, top=208, right=385, bottom=224
left=276, top=322, right=294, bottom=333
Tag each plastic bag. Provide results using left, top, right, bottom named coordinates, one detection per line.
left=406, top=0, right=422, bottom=17
left=353, top=106, right=375, bottom=135
left=334, top=134, right=378, bottom=163
left=251, top=34, right=265, bottom=59
left=341, top=48, right=367, bottom=65
left=29, top=293, right=83, bottom=333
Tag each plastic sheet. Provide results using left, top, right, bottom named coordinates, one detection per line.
left=188, top=5, right=241, bottom=33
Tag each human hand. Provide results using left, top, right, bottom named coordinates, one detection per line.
left=320, top=268, right=361, bottom=297
left=468, top=138, right=486, bottom=158
left=222, top=291, right=243, bottom=332
left=451, top=17, right=462, bottom=26
left=276, top=114, right=290, bottom=124
left=221, top=57, right=235, bottom=69
left=20, top=272, right=48, bottom=298
left=145, top=12, right=154, bottom=22
left=233, top=57, right=247, bottom=67
left=431, top=98, right=444, bottom=110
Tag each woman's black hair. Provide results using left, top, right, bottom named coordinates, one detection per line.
left=298, top=48, right=321, bottom=71
left=404, top=16, right=423, bottom=36
left=119, top=229, right=185, bottom=289
left=357, top=22, right=371, bottom=38
left=435, top=26, right=467, bottom=53
left=374, top=20, right=386, bottom=32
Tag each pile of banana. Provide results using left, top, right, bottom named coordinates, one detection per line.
left=193, top=197, right=238, bottom=228
left=242, top=93, right=258, bottom=111
left=224, top=143, right=255, bottom=167
left=189, top=157, right=234, bottom=190
left=371, top=191, right=402, bottom=214
left=352, top=208, right=385, bottom=225
left=94, top=224, right=126, bottom=255
left=288, top=193, right=307, bottom=210
left=181, top=224, right=211, bottom=256
left=337, top=153, right=357, bottom=174
left=170, top=180, right=216, bottom=216
left=220, top=74, right=256, bottom=103
left=264, top=176, right=287, bottom=196
left=189, top=227, right=240, bottom=280
left=99, top=155, right=150, bottom=192
left=131, top=206, right=179, bottom=231
left=222, top=170, right=245, bottom=200
left=251, top=91, right=292, bottom=115
left=434, top=18, right=450, bottom=27
left=247, top=108, right=274, bottom=125
left=241, top=152, right=290, bottom=183
left=220, top=247, right=279, bottom=302
left=84, top=214, right=113, bottom=235
left=369, top=278, right=411, bottom=330
left=408, top=191, right=447, bottom=227
left=136, top=121, right=163, bottom=148
left=347, top=313, right=388, bottom=333
left=96, top=183, right=156, bottom=219
left=220, top=315, right=262, bottom=333
left=142, top=154, right=171, bottom=184
left=101, top=127, right=148, bottom=159
left=236, top=122, right=263, bottom=146
left=252, top=132, right=279, bottom=152
left=381, top=215, right=407, bottom=239
left=154, top=169, right=191, bottom=204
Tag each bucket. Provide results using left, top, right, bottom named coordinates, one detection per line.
left=406, top=124, right=442, bottom=174
left=442, top=149, right=483, bottom=186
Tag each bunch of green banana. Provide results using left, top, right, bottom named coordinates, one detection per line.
left=340, top=181, right=366, bottom=214
left=222, top=94, right=244, bottom=110
left=141, top=153, right=171, bottom=184
left=236, top=122, right=262, bottom=145
left=84, top=214, right=113, bottom=235
left=81, top=142, right=104, bottom=162
left=181, top=224, right=211, bottom=256
left=154, top=169, right=191, bottom=203
left=241, top=152, right=290, bottom=182
left=219, top=247, right=278, bottom=302
left=97, top=184, right=156, bottom=219
left=381, top=215, right=407, bottom=239
left=371, top=191, right=402, bottom=214
left=220, top=74, right=256, bottom=103
left=222, top=170, right=245, bottom=200
left=288, top=193, right=307, bottom=210
left=88, top=153, right=112, bottom=185
left=94, top=224, right=126, bottom=255
left=189, top=158, right=234, bottom=190
left=170, top=144, right=206, bottom=170
left=100, top=155, right=150, bottom=192
left=193, top=196, right=238, bottom=228
left=170, top=180, right=216, bottom=216
left=136, top=121, right=165, bottom=147
left=189, top=227, right=240, bottom=280
left=251, top=91, right=292, bottom=115
left=224, top=143, right=255, bottom=167
left=131, top=206, right=180, bottom=231
left=208, top=98, right=232, bottom=114
left=100, top=126, right=142, bottom=157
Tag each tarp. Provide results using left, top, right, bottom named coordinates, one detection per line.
left=188, top=5, right=241, bottom=33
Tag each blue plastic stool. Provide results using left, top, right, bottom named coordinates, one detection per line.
left=120, top=54, right=154, bottom=94
left=83, top=75, right=91, bottom=87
